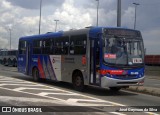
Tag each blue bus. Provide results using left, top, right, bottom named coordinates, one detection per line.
left=18, top=27, right=145, bottom=91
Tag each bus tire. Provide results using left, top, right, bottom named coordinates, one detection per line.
left=32, top=67, right=40, bottom=82
left=72, top=71, right=84, bottom=91
left=8, top=58, right=11, bottom=66
left=109, top=87, right=121, bottom=92
left=13, top=59, right=17, bottom=67
left=4, top=58, right=8, bottom=66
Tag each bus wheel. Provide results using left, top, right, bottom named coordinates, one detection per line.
left=32, top=68, right=40, bottom=82
left=72, top=72, right=84, bottom=91
left=13, top=59, right=17, bottom=67
left=109, top=87, right=121, bottom=92
left=8, top=59, right=11, bottom=66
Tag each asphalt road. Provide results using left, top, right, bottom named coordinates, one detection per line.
left=0, top=65, right=159, bottom=115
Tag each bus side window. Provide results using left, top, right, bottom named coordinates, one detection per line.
left=50, top=38, right=54, bottom=54
left=70, top=41, right=74, bottom=54
left=54, top=36, right=69, bottom=55
left=43, top=39, right=51, bottom=54
left=19, top=40, right=27, bottom=54
left=70, top=34, right=87, bottom=55
left=33, top=40, right=42, bottom=54
left=63, top=41, right=69, bottom=55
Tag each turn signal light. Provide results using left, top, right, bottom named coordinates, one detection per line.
left=99, top=70, right=108, bottom=75
left=98, top=70, right=124, bottom=75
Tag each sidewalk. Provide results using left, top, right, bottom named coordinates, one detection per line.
left=126, top=86, right=160, bottom=97
left=126, top=74, right=160, bottom=97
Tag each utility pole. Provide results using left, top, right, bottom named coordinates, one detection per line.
left=39, top=0, right=42, bottom=34
left=54, top=20, right=59, bottom=32
left=133, top=3, right=140, bottom=29
left=96, top=0, right=99, bottom=26
left=117, top=0, right=121, bottom=27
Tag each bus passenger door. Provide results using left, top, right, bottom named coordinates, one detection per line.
left=90, top=39, right=100, bottom=86
left=18, top=40, right=30, bottom=74
left=26, top=42, right=31, bottom=75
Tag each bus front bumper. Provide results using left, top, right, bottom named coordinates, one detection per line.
left=101, top=76, right=145, bottom=88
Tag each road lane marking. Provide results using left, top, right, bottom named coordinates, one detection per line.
left=0, top=76, right=18, bottom=79
left=0, top=96, right=65, bottom=105
left=145, top=112, right=159, bottom=115
left=0, top=81, right=33, bottom=84
left=66, top=99, right=114, bottom=105
left=38, top=92, right=79, bottom=96
left=66, top=99, right=114, bottom=106
left=0, top=83, right=43, bottom=87
left=0, top=80, right=25, bottom=82
left=109, top=112, right=126, bottom=115
left=13, top=87, right=60, bottom=91
left=0, top=86, right=66, bottom=102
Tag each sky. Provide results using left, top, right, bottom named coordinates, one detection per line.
left=0, top=0, right=160, bottom=54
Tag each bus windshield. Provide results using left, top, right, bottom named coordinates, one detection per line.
left=103, top=31, right=144, bottom=66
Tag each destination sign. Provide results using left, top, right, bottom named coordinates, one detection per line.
left=104, top=29, right=141, bottom=37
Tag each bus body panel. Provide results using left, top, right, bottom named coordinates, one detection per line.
left=49, top=55, right=62, bottom=81
left=61, top=55, right=87, bottom=84
left=30, top=55, right=60, bottom=80
left=25, top=54, right=88, bottom=84
left=18, top=54, right=27, bottom=74
left=100, top=66, right=145, bottom=88
left=101, top=76, right=145, bottom=88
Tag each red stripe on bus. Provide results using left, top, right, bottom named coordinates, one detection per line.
left=38, top=57, right=45, bottom=78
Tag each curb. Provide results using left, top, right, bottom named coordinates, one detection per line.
left=125, top=86, right=160, bottom=97
left=147, top=77, right=160, bottom=80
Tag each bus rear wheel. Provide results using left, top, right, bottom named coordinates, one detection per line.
left=32, top=68, right=40, bottom=82
left=109, top=87, right=121, bottom=92
left=72, top=72, right=84, bottom=91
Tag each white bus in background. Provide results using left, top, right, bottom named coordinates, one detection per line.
left=0, top=49, right=18, bottom=67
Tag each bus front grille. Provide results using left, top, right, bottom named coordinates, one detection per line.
left=117, top=82, right=138, bottom=84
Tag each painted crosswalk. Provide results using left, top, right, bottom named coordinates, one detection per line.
left=0, top=75, right=158, bottom=115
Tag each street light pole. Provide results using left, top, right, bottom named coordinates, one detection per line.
left=133, top=3, right=140, bottom=29
left=39, top=0, right=42, bottom=34
left=95, top=0, right=99, bottom=27
left=9, top=28, right=11, bottom=49
left=54, top=20, right=59, bottom=32
left=117, top=0, right=121, bottom=27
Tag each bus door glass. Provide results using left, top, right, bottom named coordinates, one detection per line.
left=18, top=40, right=27, bottom=74
left=26, top=42, right=31, bottom=75
left=90, top=38, right=100, bottom=85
